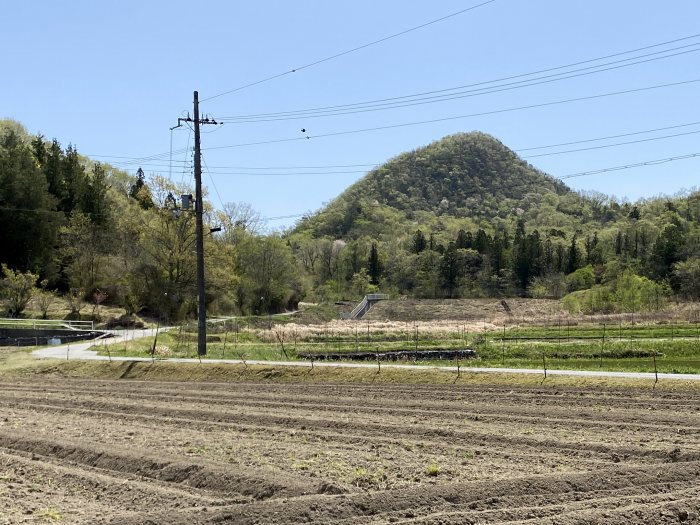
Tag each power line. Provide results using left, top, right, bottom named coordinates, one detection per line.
left=172, top=130, right=700, bottom=176
left=87, top=39, right=700, bottom=165
left=103, top=159, right=378, bottom=169
left=264, top=213, right=309, bottom=221
left=265, top=153, right=700, bottom=223
left=0, top=206, right=65, bottom=215
left=200, top=79, right=700, bottom=153
left=218, top=48, right=700, bottom=123
left=559, top=152, right=700, bottom=179
left=216, top=42, right=700, bottom=122
left=96, top=119, right=700, bottom=173
left=200, top=0, right=497, bottom=103
left=516, top=120, right=700, bottom=151
left=522, top=129, right=700, bottom=159
left=185, top=170, right=370, bottom=177
left=1, top=153, right=698, bottom=219
left=217, top=32, right=700, bottom=119
left=180, top=125, right=193, bottom=184
left=201, top=155, right=225, bottom=210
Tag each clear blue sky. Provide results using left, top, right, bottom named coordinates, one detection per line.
left=3, top=1, right=699, bottom=229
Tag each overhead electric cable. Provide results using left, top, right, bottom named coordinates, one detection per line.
left=177, top=129, right=700, bottom=177
left=218, top=32, right=700, bottom=119
left=95, top=118, right=700, bottom=171
left=202, top=155, right=225, bottom=210
left=264, top=213, right=310, bottom=221
left=1, top=154, right=698, bottom=219
left=87, top=32, right=700, bottom=164
left=200, top=79, right=700, bottom=152
left=558, top=152, right=700, bottom=179
left=180, top=125, right=193, bottom=184
left=217, top=43, right=700, bottom=122
left=521, top=129, right=700, bottom=159
left=516, top=120, right=700, bottom=151
left=102, top=160, right=379, bottom=170
left=201, top=0, right=497, bottom=103
left=185, top=170, right=370, bottom=177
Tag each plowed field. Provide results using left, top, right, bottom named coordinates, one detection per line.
left=0, top=377, right=699, bottom=524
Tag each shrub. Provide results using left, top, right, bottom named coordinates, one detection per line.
left=0, top=264, right=37, bottom=316
left=565, top=265, right=595, bottom=292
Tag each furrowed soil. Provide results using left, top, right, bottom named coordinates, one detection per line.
left=0, top=376, right=699, bottom=524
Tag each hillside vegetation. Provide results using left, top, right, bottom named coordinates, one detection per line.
left=1, top=121, right=699, bottom=322
left=297, top=132, right=570, bottom=239
left=290, top=132, right=700, bottom=309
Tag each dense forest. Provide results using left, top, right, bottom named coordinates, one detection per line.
left=0, top=120, right=298, bottom=320
left=1, top=121, right=699, bottom=321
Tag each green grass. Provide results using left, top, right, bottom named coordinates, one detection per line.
left=90, top=322, right=700, bottom=376
left=2, top=310, right=687, bottom=375
left=469, top=322, right=700, bottom=374
left=485, top=321, right=700, bottom=341
left=14, top=360, right=700, bottom=393
left=36, top=507, right=63, bottom=522
left=1, top=342, right=699, bottom=391
left=94, top=329, right=293, bottom=361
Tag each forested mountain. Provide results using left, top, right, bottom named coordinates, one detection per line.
left=1, top=121, right=699, bottom=321
left=289, top=132, right=700, bottom=308
left=297, top=132, right=571, bottom=239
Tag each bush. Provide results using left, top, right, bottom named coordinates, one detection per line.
left=562, top=271, right=669, bottom=315
left=565, top=265, right=595, bottom=292
left=105, top=315, right=145, bottom=329
left=0, top=265, right=37, bottom=316
left=614, top=271, right=668, bottom=312
left=562, top=293, right=581, bottom=315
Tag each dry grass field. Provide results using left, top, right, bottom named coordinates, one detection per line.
left=365, top=297, right=700, bottom=325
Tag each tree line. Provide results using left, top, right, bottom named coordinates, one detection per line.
left=1, top=121, right=699, bottom=321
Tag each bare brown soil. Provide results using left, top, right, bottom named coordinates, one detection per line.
left=0, top=377, right=699, bottom=524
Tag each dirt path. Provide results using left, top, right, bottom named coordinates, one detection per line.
left=0, top=378, right=698, bottom=523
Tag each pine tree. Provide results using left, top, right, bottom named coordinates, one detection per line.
left=44, top=139, right=66, bottom=206
left=455, top=229, right=471, bottom=249
left=368, top=243, right=381, bottom=285
left=130, top=168, right=146, bottom=198
left=81, top=163, right=110, bottom=225
left=474, top=229, right=490, bottom=254
left=439, top=243, right=460, bottom=297
left=60, top=144, right=87, bottom=214
left=615, top=231, right=623, bottom=255
left=0, top=129, right=61, bottom=272
left=567, top=234, right=580, bottom=274
left=651, top=223, right=685, bottom=281
left=411, top=230, right=427, bottom=254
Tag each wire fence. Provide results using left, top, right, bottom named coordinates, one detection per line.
left=0, top=318, right=95, bottom=330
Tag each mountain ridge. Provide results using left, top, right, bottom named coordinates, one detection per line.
left=295, top=131, right=574, bottom=239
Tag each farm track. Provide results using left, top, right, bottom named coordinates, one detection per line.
left=0, top=378, right=698, bottom=524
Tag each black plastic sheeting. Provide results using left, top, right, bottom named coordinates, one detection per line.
left=298, top=348, right=476, bottom=361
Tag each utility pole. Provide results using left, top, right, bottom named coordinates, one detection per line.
left=193, top=91, right=206, bottom=357
left=171, top=90, right=220, bottom=356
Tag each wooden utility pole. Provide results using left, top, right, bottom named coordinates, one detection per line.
left=171, top=91, right=220, bottom=356
left=193, top=91, right=206, bottom=356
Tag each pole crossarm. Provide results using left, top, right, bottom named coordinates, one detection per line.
left=170, top=116, right=220, bottom=131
